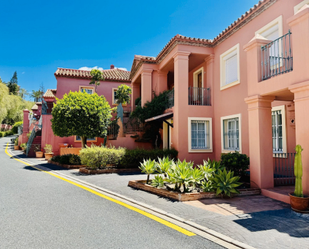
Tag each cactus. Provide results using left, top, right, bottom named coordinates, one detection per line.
left=294, top=145, right=304, bottom=197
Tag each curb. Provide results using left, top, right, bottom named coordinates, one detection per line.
left=7, top=144, right=255, bottom=249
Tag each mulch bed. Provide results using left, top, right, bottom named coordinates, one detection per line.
left=79, top=167, right=141, bottom=175
left=128, top=180, right=261, bottom=201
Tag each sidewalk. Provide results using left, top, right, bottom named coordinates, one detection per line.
left=10, top=147, right=309, bottom=249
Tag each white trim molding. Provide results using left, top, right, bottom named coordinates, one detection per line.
left=193, top=67, right=204, bottom=88
left=272, top=105, right=287, bottom=156
left=188, top=117, right=213, bottom=153
left=220, top=44, right=240, bottom=90
left=294, top=0, right=309, bottom=14
left=255, top=15, right=283, bottom=39
left=220, top=113, right=242, bottom=153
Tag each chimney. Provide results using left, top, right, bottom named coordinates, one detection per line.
left=110, top=64, right=114, bottom=69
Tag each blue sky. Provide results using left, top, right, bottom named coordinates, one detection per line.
left=0, top=0, right=259, bottom=100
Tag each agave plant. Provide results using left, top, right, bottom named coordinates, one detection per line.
left=211, top=169, right=242, bottom=197
left=172, top=160, right=194, bottom=192
left=199, top=159, right=216, bottom=181
left=156, top=157, right=172, bottom=178
left=189, top=167, right=204, bottom=190
left=151, top=175, right=165, bottom=188
left=201, top=180, right=215, bottom=193
left=139, top=159, right=156, bottom=184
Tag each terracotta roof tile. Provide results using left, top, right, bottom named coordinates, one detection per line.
left=131, top=0, right=277, bottom=79
left=54, top=68, right=130, bottom=82
left=43, top=89, right=57, bottom=98
left=31, top=104, right=38, bottom=110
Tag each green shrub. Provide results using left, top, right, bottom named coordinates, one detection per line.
left=4, top=130, right=14, bottom=136
left=12, top=121, right=23, bottom=134
left=119, top=148, right=178, bottom=168
left=0, top=132, right=3, bottom=138
left=79, top=145, right=126, bottom=170
left=220, top=152, right=249, bottom=177
left=51, top=154, right=81, bottom=165
left=14, top=137, right=18, bottom=146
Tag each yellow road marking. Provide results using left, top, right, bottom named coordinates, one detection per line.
left=5, top=143, right=195, bottom=237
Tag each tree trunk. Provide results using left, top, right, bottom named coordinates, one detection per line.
left=81, top=136, right=87, bottom=148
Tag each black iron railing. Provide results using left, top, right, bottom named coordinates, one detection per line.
left=188, top=87, right=211, bottom=106
left=261, top=31, right=293, bottom=81
left=273, top=152, right=295, bottom=186
left=166, top=89, right=174, bottom=109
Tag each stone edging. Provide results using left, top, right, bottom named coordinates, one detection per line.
left=79, top=167, right=141, bottom=175
left=48, top=160, right=84, bottom=169
left=128, top=180, right=261, bottom=201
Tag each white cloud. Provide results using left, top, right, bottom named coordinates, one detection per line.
left=78, top=66, right=103, bottom=71
left=115, top=67, right=128, bottom=71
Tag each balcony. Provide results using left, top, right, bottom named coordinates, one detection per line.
left=261, top=31, right=293, bottom=81
left=166, top=87, right=211, bottom=109
left=188, top=87, right=211, bottom=106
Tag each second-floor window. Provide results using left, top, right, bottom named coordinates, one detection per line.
left=220, top=44, right=240, bottom=90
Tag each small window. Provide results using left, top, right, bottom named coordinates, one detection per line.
left=80, top=87, right=94, bottom=94
left=188, top=117, right=212, bottom=153
left=220, top=44, right=240, bottom=90
left=294, top=0, right=309, bottom=14
left=112, top=89, right=118, bottom=105
left=221, top=114, right=241, bottom=153
left=74, top=136, right=97, bottom=142
left=272, top=105, right=286, bottom=154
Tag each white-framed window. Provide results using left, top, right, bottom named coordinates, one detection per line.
left=221, top=114, right=241, bottom=153
left=188, top=117, right=212, bottom=153
left=294, top=0, right=309, bottom=14
left=80, top=86, right=94, bottom=94
left=220, top=44, right=240, bottom=90
left=272, top=105, right=287, bottom=154
left=74, top=136, right=97, bottom=142
left=112, top=88, right=118, bottom=105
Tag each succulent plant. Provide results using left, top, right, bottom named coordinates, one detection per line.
left=294, top=145, right=304, bottom=197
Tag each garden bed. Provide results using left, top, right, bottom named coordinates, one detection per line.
left=128, top=180, right=261, bottom=201
left=80, top=167, right=141, bottom=175
left=48, top=160, right=84, bottom=169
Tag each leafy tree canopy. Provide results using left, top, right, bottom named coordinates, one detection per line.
left=7, top=71, right=19, bottom=95
left=90, top=69, right=104, bottom=92
left=51, top=91, right=112, bottom=148
left=115, top=84, right=132, bottom=105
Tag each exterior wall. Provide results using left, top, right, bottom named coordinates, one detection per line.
left=55, top=77, right=131, bottom=112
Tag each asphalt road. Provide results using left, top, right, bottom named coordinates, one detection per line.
left=0, top=136, right=223, bottom=249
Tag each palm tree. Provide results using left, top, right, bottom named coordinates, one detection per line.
left=31, top=90, right=42, bottom=102
left=19, top=88, right=29, bottom=99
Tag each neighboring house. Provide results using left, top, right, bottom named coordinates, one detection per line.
left=20, top=65, right=151, bottom=157
left=129, top=0, right=309, bottom=200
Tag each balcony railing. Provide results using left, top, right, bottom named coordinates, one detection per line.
left=261, top=30, right=293, bottom=81
left=166, top=89, right=174, bottom=109
left=273, top=152, right=295, bottom=186
left=188, top=87, right=211, bottom=106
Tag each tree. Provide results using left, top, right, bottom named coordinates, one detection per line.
left=7, top=71, right=19, bottom=95
left=89, top=69, right=104, bottom=93
left=51, top=91, right=112, bottom=148
left=31, top=90, right=42, bottom=102
left=115, top=84, right=132, bottom=105
left=19, top=88, right=29, bottom=99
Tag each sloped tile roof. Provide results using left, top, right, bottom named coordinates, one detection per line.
left=54, top=68, right=131, bottom=82
left=43, top=89, right=57, bottom=98
left=31, top=104, right=38, bottom=110
left=130, top=0, right=277, bottom=79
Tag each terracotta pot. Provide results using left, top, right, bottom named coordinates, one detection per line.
left=289, top=193, right=309, bottom=212
left=14, top=145, right=19, bottom=150
left=36, top=151, right=44, bottom=158
left=45, top=153, right=54, bottom=160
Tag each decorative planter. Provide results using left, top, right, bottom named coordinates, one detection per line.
left=128, top=180, right=261, bottom=201
left=60, top=147, right=81, bottom=156
left=289, top=193, right=309, bottom=212
left=44, top=153, right=54, bottom=160
left=35, top=151, right=44, bottom=158
left=14, top=145, right=19, bottom=150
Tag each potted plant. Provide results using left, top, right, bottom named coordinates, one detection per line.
left=20, top=143, right=27, bottom=153
left=289, top=145, right=309, bottom=212
left=14, top=137, right=19, bottom=150
left=44, top=144, right=53, bottom=160
left=33, top=144, right=43, bottom=158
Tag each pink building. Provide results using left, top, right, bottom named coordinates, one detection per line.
left=21, top=65, right=152, bottom=157
left=129, top=0, right=309, bottom=201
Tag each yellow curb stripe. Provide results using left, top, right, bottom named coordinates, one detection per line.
left=5, top=143, right=195, bottom=237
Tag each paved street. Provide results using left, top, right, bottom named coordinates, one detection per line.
left=0, top=136, right=224, bottom=249
left=3, top=135, right=309, bottom=249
